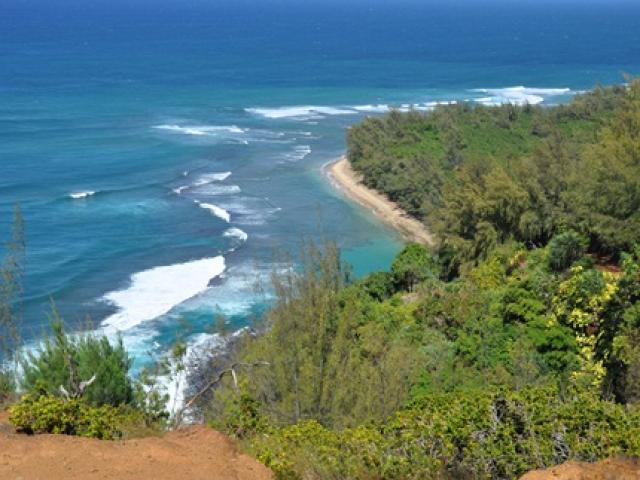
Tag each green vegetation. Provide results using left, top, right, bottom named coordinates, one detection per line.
left=206, top=243, right=425, bottom=431
left=0, top=205, right=24, bottom=406
left=9, top=394, right=150, bottom=440
left=251, top=388, right=639, bottom=480
left=391, top=243, right=438, bottom=291
left=21, top=319, right=135, bottom=407
left=547, top=230, right=589, bottom=272
left=202, top=239, right=640, bottom=479
left=201, top=81, right=640, bottom=479
left=7, top=320, right=171, bottom=438
left=347, top=81, right=638, bottom=275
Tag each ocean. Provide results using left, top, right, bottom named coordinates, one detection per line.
left=1, top=0, right=639, bottom=369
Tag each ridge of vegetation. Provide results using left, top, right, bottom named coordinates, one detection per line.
left=347, top=81, right=638, bottom=276
left=198, top=81, right=640, bottom=479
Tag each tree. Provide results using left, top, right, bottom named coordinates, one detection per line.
left=21, top=317, right=135, bottom=407
left=564, top=80, right=640, bottom=255
left=357, top=271, right=395, bottom=301
left=0, top=205, right=25, bottom=403
left=547, top=230, right=588, bottom=272
left=0, top=204, right=25, bottom=360
left=391, top=243, right=437, bottom=292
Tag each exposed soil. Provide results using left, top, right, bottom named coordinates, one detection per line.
left=0, top=411, right=272, bottom=480
left=520, top=458, right=640, bottom=480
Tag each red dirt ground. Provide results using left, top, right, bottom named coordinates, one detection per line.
left=0, top=411, right=272, bottom=480
left=520, top=457, right=640, bottom=480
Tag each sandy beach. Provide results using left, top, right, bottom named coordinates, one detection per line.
left=325, top=156, right=435, bottom=246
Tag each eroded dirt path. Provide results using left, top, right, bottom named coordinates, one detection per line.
left=0, top=412, right=272, bottom=480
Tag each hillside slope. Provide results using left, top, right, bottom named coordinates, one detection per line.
left=0, top=412, right=272, bottom=480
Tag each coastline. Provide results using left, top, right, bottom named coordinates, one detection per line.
left=324, top=156, right=435, bottom=246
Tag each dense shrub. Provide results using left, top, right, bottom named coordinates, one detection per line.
left=548, top=230, right=589, bottom=272
left=21, top=320, right=134, bottom=407
left=9, top=394, right=148, bottom=440
left=391, top=243, right=437, bottom=291
left=251, top=387, right=640, bottom=480
left=356, top=271, right=395, bottom=301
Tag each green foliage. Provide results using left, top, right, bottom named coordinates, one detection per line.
left=0, top=205, right=25, bottom=360
left=133, top=366, right=171, bottom=425
left=206, top=242, right=424, bottom=430
left=347, top=82, right=638, bottom=270
left=356, top=271, right=395, bottom=301
left=21, top=319, right=135, bottom=407
left=599, top=246, right=640, bottom=403
left=8, top=394, right=148, bottom=440
left=548, top=230, right=588, bottom=272
left=205, top=239, right=640, bottom=478
left=566, top=81, right=640, bottom=255
left=1, top=205, right=25, bottom=403
left=391, top=243, right=437, bottom=291
left=209, top=383, right=270, bottom=439
left=251, top=387, right=640, bottom=480
left=0, top=369, right=15, bottom=406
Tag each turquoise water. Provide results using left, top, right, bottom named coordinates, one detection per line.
left=1, top=0, right=639, bottom=366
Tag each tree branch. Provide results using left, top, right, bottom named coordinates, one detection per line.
left=175, top=361, right=270, bottom=427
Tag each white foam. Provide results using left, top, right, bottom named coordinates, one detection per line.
left=192, top=172, right=232, bottom=187
left=101, top=256, right=226, bottom=332
left=153, top=124, right=245, bottom=136
left=164, top=332, right=224, bottom=418
left=216, top=198, right=279, bottom=226
left=353, top=104, right=391, bottom=113
left=223, top=227, right=248, bottom=242
left=173, top=172, right=233, bottom=195
left=197, top=201, right=231, bottom=223
left=194, top=184, right=241, bottom=196
left=389, top=100, right=459, bottom=113
left=246, top=105, right=356, bottom=119
left=471, top=87, right=572, bottom=106
left=183, top=262, right=274, bottom=318
left=283, top=145, right=312, bottom=162
left=69, top=191, right=95, bottom=199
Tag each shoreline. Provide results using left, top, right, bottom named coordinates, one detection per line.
left=324, top=156, right=435, bottom=246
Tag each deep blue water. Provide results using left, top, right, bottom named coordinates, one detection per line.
left=1, top=0, right=639, bottom=367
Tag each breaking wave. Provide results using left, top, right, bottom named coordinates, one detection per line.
left=153, top=124, right=245, bottom=136
left=69, top=190, right=96, bottom=199
left=101, top=256, right=226, bottom=332
left=471, top=86, right=573, bottom=106
left=223, top=227, right=248, bottom=242
left=246, top=105, right=357, bottom=120
left=173, top=171, right=233, bottom=195
left=196, top=201, right=231, bottom=223
left=282, top=145, right=312, bottom=162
